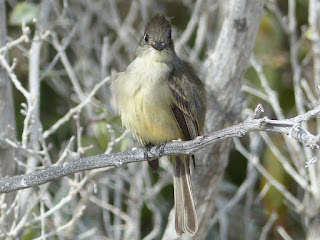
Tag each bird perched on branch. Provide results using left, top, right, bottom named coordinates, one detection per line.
left=112, top=14, right=206, bottom=235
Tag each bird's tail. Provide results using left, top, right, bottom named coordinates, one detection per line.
left=173, top=155, right=198, bottom=235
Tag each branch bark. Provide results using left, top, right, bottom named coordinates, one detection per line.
left=1, top=104, right=319, bottom=194
left=0, top=0, right=16, bottom=178
left=183, top=0, right=266, bottom=239
left=0, top=0, right=17, bottom=232
left=307, top=0, right=320, bottom=238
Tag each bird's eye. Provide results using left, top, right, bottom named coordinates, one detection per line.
left=144, top=34, right=149, bottom=42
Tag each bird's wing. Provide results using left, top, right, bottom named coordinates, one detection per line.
left=168, top=67, right=200, bottom=141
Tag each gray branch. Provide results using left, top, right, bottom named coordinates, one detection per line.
left=0, top=0, right=16, bottom=178
left=1, top=104, right=319, bottom=194
left=0, top=0, right=17, bottom=231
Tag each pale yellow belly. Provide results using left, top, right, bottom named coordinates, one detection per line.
left=113, top=56, right=183, bottom=145
left=120, top=88, right=183, bottom=145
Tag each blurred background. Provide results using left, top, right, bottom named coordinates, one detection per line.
left=0, top=0, right=318, bottom=239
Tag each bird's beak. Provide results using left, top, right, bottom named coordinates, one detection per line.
left=152, top=42, right=165, bottom=51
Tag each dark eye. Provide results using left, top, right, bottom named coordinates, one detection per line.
left=144, top=34, right=149, bottom=42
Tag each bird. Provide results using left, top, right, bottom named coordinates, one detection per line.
left=112, top=14, right=206, bottom=235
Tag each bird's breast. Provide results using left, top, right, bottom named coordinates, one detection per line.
left=114, top=58, right=183, bottom=145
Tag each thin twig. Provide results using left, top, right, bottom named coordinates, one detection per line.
left=43, top=76, right=110, bottom=139
left=1, top=104, right=320, bottom=193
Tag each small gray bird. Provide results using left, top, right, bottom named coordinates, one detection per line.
left=112, top=14, right=206, bottom=235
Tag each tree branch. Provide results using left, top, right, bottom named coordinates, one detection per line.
left=1, top=104, right=319, bottom=194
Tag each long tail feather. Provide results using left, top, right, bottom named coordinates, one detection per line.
left=173, top=155, right=198, bottom=235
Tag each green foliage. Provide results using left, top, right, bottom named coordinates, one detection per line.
left=9, top=2, right=40, bottom=26
left=22, top=227, right=38, bottom=240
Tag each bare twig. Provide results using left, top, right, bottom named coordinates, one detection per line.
left=1, top=104, right=320, bottom=193
left=234, top=137, right=302, bottom=211
left=259, top=212, right=278, bottom=240
left=277, top=226, right=294, bottom=240
left=43, top=76, right=110, bottom=139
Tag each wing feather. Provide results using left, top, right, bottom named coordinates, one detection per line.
left=168, top=67, right=202, bottom=141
